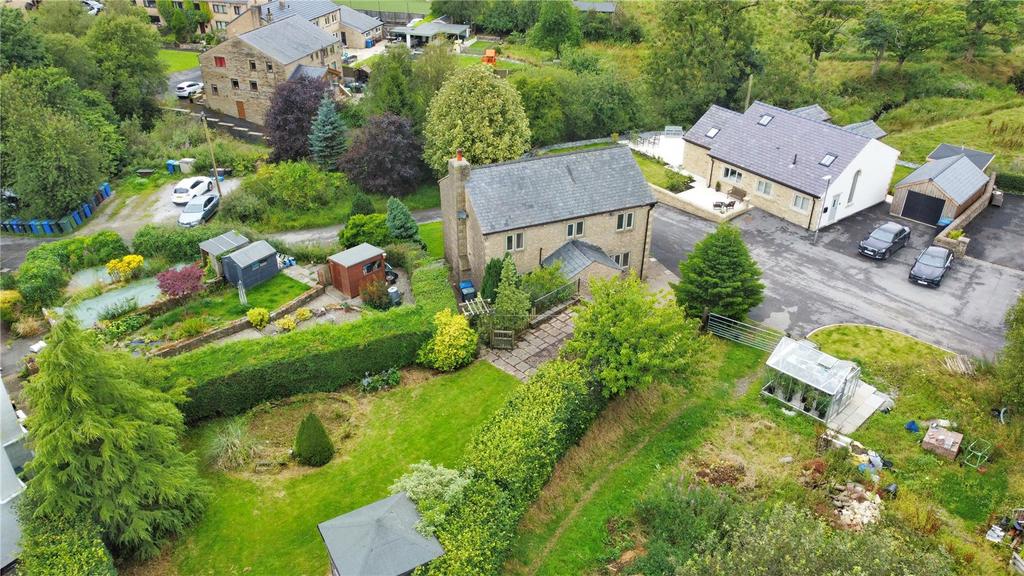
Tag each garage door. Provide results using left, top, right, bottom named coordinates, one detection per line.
left=901, top=191, right=946, bottom=225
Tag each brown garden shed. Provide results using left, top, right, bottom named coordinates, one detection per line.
left=328, top=243, right=385, bottom=299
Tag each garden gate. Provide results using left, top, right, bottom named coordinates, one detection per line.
left=704, top=312, right=784, bottom=352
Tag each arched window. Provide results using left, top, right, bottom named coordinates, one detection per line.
left=848, top=170, right=861, bottom=205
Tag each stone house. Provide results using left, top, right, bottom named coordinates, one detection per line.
left=440, top=146, right=656, bottom=294
left=199, top=15, right=343, bottom=125
left=683, top=101, right=900, bottom=232
left=890, top=145, right=995, bottom=225
left=226, top=0, right=384, bottom=47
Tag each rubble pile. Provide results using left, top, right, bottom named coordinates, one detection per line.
left=832, top=483, right=883, bottom=530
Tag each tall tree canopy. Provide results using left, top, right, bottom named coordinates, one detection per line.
left=41, top=33, right=103, bottom=90
left=792, top=0, right=863, bottom=61
left=879, top=0, right=963, bottom=70
left=644, top=0, right=759, bottom=124
left=0, top=7, right=49, bottom=73
left=32, top=0, right=94, bottom=36
left=673, top=223, right=764, bottom=320
left=528, top=0, right=582, bottom=58
left=424, top=65, right=531, bottom=174
left=960, top=0, right=1024, bottom=62
left=23, top=318, right=208, bottom=560
left=366, top=43, right=415, bottom=116
left=411, top=40, right=457, bottom=127
left=266, top=76, right=328, bottom=162
left=339, top=113, right=425, bottom=195
left=85, top=13, right=165, bottom=122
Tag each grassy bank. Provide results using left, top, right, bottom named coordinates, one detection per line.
left=159, top=49, right=200, bottom=74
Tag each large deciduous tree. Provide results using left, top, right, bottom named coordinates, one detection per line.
left=41, top=33, right=103, bottom=90
left=85, top=13, right=165, bottom=122
left=339, top=113, right=425, bottom=195
left=562, top=273, right=706, bottom=397
left=32, top=0, right=94, bottom=36
left=411, top=39, right=457, bottom=126
left=885, top=0, right=962, bottom=71
left=528, top=0, right=582, bottom=58
left=266, top=76, right=328, bottom=162
left=792, top=0, right=862, bottom=62
left=856, top=1, right=896, bottom=77
left=366, top=43, right=414, bottom=116
left=0, top=7, right=49, bottom=72
left=424, top=65, right=531, bottom=174
left=644, top=0, right=759, bottom=124
left=960, top=0, right=1024, bottom=62
left=22, top=318, right=208, bottom=560
left=308, top=94, right=347, bottom=171
left=673, top=223, right=764, bottom=320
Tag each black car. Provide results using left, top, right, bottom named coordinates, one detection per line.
left=909, top=246, right=953, bottom=287
left=858, top=222, right=911, bottom=259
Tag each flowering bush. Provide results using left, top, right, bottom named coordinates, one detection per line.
left=247, top=307, right=270, bottom=329
left=105, top=254, right=144, bottom=282
left=274, top=314, right=297, bottom=332
left=417, top=309, right=478, bottom=372
left=0, top=290, right=22, bottom=324
left=156, top=265, right=204, bottom=298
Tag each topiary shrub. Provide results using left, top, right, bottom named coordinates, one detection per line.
left=417, top=309, right=478, bottom=372
left=246, top=307, right=270, bottom=329
left=293, top=412, right=334, bottom=467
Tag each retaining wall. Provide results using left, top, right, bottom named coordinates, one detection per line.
left=934, top=174, right=996, bottom=258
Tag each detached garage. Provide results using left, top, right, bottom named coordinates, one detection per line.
left=890, top=153, right=993, bottom=226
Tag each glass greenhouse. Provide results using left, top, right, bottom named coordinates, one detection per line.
left=761, top=338, right=860, bottom=423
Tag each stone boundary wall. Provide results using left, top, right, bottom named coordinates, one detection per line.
left=650, top=184, right=751, bottom=224
left=148, top=285, right=325, bottom=358
left=934, top=174, right=996, bottom=258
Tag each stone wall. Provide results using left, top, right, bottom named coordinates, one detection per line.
left=650, top=184, right=751, bottom=224
left=933, top=174, right=996, bottom=258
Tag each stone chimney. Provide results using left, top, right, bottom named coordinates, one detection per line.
left=440, top=149, right=472, bottom=280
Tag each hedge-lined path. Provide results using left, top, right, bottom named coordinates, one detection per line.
left=483, top=311, right=574, bottom=381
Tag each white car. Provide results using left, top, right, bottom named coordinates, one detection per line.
left=81, top=0, right=103, bottom=14
left=172, top=176, right=214, bottom=205
left=175, top=81, right=203, bottom=98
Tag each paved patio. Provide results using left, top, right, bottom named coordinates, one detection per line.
left=483, top=311, right=574, bottom=380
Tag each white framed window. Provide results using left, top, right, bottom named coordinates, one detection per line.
left=848, top=170, right=860, bottom=205
left=756, top=180, right=773, bottom=196
left=722, top=167, right=743, bottom=183
left=613, top=252, right=630, bottom=267
left=566, top=220, right=584, bottom=238
left=212, top=3, right=226, bottom=14
left=758, top=114, right=774, bottom=126
left=616, top=212, right=634, bottom=231
left=792, top=194, right=811, bottom=212
left=705, top=127, right=720, bottom=138
left=819, top=153, right=837, bottom=167
left=505, top=232, right=524, bottom=252
left=215, top=20, right=228, bottom=29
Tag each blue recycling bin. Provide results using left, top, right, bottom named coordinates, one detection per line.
left=101, top=182, right=112, bottom=197
left=9, top=218, right=24, bottom=233
left=27, top=220, right=42, bottom=235
left=936, top=217, right=953, bottom=229
left=166, top=160, right=180, bottom=174
left=81, top=202, right=93, bottom=218
left=365, top=38, right=374, bottom=48
left=43, top=220, right=55, bottom=234
left=71, top=210, right=83, bottom=225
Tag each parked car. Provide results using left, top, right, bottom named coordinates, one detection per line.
left=80, top=0, right=102, bottom=15
left=858, top=222, right=911, bottom=259
left=178, top=193, right=220, bottom=228
left=171, top=176, right=214, bottom=205
left=342, top=53, right=358, bottom=65
left=909, top=246, right=953, bottom=287
left=175, top=81, right=204, bottom=98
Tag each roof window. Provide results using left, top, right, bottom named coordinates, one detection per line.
left=819, top=153, right=837, bottom=167
left=758, top=114, right=774, bottom=126
left=705, top=127, right=720, bottom=138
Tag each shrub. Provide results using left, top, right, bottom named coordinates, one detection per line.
left=386, top=197, right=420, bottom=242
left=22, top=231, right=128, bottom=273
left=17, top=498, right=116, bottom=576
left=220, top=189, right=263, bottom=223
left=274, top=314, right=297, bottom=332
left=96, top=313, right=148, bottom=343
left=359, top=366, right=401, bottom=393
left=665, top=170, right=694, bottom=192
left=97, top=297, right=138, bottom=321
left=204, top=417, right=259, bottom=471
left=241, top=161, right=336, bottom=210
left=521, top=261, right=570, bottom=305
left=106, top=254, right=145, bottom=282
left=0, top=290, right=23, bottom=324
left=996, top=172, right=1024, bottom=194
left=425, top=477, right=518, bottom=575
left=0, top=272, right=16, bottom=290
left=168, top=264, right=453, bottom=422
left=349, top=191, right=376, bottom=217
left=175, top=316, right=210, bottom=340
left=493, top=258, right=530, bottom=331
left=294, top=307, right=313, bottom=322
left=16, top=255, right=67, bottom=309
left=417, top=309, right=478, bottom=372
left=246, top=307, right=270, bottom=329
left=13, top=315, right=46, bottom=338
left=293, top=412, right=334, bottom=467
left=384, top=242, right=432, bottom=271
left=132, top=223, right=236, bottom=262
left=340, top=213, right=389, bottom=248
left=360, top=279, right=392, bottom=310
left=947, top=229, right=965, bottom=240
left=156, top=264, right=204, bottom=298
left=390, top=461, right=473, bottom=536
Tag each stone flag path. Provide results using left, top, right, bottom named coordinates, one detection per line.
left=483, top=311, right=574, bottom=380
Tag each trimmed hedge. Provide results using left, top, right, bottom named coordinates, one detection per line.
left=168, top=263, right=454, bottom=423
left=132, top=223, right=238, bottom=263
left=996, top=172, right=1024, bottom=195
left=17, top=497, right=117, bottom=576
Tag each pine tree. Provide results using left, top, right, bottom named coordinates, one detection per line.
left=480, top=257, right=504, bottom=301
left=293, top=412, right=334, bottom=467
left=493, top=258, right=531, bottom=331
left=308, top=94, right=347, bottom=171
left=22, top=318, right=208, bottom=560
left=386, top=197, right=420, bottom=243
left=672, top=223, right=764, bottom=320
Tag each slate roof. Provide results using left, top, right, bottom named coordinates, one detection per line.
left=337, top=4, right=383, bottom=32
left=318, top=492, right=443, bottom=576
left=842, top=120, right=887, bottom=139
left=896, top=154, right=989, bottom=204
left=542, top=240, right=622, bottom=279
left=260, top=0, right=337, bottom=22
left=329, top=243, right=384, bottom=267
left=466, top=146, right=655, bottom=235
left=199, top=230, right=250, bottom=257
left=573, top=1, right=616, bottom=12
left=682, top=104, right=741, bottom=149
left=224, top=240, right=277, bottom=268
left=238, top=16, right=337, bottom=64
left=289, top=64, right=328, bottom=80
left=789, top=104, right=832, bottom=123
left=706, top=101, right=873, bottom=198
left=927, top=143, right=995, bottom=171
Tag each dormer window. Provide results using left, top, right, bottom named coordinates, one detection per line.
left=758, top=114, right=774, bottom=126
left=819, top=153, right=837, bottom=167
left=705, top=127, right=720, bottom=138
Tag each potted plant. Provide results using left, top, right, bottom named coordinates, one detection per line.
left=802, top=389, right=817, bottom=414
left=816, top=395, right=831, bottom=420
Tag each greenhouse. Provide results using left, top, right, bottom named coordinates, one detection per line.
left=762, top=337, right=861, bottom=423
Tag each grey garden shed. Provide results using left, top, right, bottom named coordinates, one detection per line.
left=198, top=230, right=250, bottom=278
left=318, top=492, right=443, bottom=576
left=222, top=240, right=279, bottom=289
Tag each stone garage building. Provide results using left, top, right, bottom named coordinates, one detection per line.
left=890, top=150, right=995, bottom=225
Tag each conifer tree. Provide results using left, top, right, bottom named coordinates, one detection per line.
left=386, top=197, right=420, bottom=243
left=308, top=94, right=347, bottom=171
left=673, top=223, right=764, bottom=319
left=494, top=258, right=531, bottom=330
left=22, top=318, right=207, bottom=560
left=480, top=257, right=504, bottom=301
left=293, top=412, right=334, bottom=467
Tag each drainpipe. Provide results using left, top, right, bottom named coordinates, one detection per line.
left=639, top=204, right=653, bottom=279
left=806, top=197, right=816, bottom=231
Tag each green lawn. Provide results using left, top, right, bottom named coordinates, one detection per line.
left=632, top=150, right=672, bottom=189
left=456, top=54, right=527, bottom=70
left=159, top=49, right=200, bottom=73
left=334, top=0, right=430, bottom=13
left=537, top=142, right=617, bottom=157
left=170, top=361, right=519, bottom=575
left=418, top=221, right=443, bottom=258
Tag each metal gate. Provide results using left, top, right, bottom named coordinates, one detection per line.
left=705, top=312, right=784, bottom=352
left=491, top=329, right=515, bottom=350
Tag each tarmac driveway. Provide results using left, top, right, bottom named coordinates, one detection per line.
left=964, top=193, right=1024, bottom=271
left=651, top=203, right=1024, bottom=357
